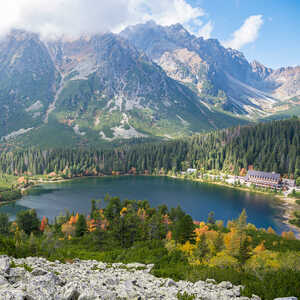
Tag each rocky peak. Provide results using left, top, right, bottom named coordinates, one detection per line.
left=7, top=29, right=40, bottom=42
left=121, top=21, right=179, bottom=60
left=167, top=23, right=191, bottom=37
left=266, top=65, right=300, bottom=99
left=251, top=60, right=273, bottom=80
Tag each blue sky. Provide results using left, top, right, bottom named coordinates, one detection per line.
left=187, top=0, right=300, bottom=68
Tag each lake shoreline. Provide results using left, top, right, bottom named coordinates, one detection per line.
left=167, top=175, right=300, bottom=238
left=2, top=173, right=300, bottom=238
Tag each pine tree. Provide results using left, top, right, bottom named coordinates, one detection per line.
left=91, top=199, right=97, bottom=219
left=207, top=211, right=215, bottom=225
left=75, top=215, right=87, bottom=237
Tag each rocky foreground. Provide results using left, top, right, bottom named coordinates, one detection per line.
left=0, top=255, right=261, bottom=300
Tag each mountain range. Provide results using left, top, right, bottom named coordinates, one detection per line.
left=0, top=21, right=299, bottom=147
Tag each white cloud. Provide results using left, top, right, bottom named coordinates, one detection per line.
left=0, top=0, right=205, bottom=39
left=223, top=15, right=263, bottom=50
left=196, top=21, right=213, bottom=39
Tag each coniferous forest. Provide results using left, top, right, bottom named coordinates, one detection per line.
left=0, top=118, right=299, bottom=179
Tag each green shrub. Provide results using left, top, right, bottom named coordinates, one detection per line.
left=16, top=209, right=40, bottom=235
left=242, top=270, right=300, bottom=300
left=0, top=190, right=22, bottom=202
left=177, top=292, right=196, bottom=300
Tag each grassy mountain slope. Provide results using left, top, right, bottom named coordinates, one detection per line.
left=0, top=30, right=247, bottom=148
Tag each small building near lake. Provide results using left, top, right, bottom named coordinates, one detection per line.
left=245, top=170, right=281, bottom=189
left=282, top=178, right=296, bottom=188
left=186, top=168, right=197, bottom=174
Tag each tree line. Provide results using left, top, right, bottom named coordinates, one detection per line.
left=0, top=118, right=299, bottom=179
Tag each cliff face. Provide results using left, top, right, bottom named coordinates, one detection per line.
left=121, top=21, right=300, bottom=116
left=0, top=29, right=246, bottom=144
left=0, top=30, right=58, bottom=138
left=266, top=66, right=300, bottom=99
left=0, top=256, right=260, bottom=299
left=0, top=22, right=299, bottom=146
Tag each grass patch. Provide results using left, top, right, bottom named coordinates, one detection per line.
left=177, top=292, right=196, bottom=300
left=10, top=261, right=33, bottom=272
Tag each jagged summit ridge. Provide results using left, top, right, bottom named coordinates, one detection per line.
left=0, top=22, right=299, bottom=146
left=0, top=26, right=245, bottom=144
left=121, top=21, right=300, bottom=116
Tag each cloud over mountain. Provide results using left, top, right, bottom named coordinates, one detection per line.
left=0, top=0, right=205, bottom=38
left=196, top=21, right=213, bottom=39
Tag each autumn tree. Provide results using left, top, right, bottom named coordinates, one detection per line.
left=40, top=216, right=48, bottom=232
left=224, top=210, right=251, bottom=264
left=61, top=223, right=75, bottom=237
left=282, top=231, right=296, bottom=240
left=195, top=234, right=209, bottom=260
left=267, top=227, right=276, bottom=235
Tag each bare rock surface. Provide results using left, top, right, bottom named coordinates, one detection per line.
left=0, top=255, right=261, bottom=300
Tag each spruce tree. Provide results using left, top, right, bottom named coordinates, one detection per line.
left=75, top=215, right=87, bottom=237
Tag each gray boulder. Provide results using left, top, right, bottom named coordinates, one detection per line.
left=0, top=256, right=10, bottom=274
left=274, top=298, right=298, bottom=300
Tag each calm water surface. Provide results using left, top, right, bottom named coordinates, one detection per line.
left=0, top=176, right=291, bottom=233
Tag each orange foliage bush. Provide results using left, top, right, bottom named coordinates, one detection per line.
left=40, top=216, right=48, bottom=232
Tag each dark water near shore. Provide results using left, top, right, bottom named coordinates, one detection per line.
left=0, top=176, right=292, bottom=234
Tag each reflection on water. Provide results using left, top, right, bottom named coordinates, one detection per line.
left=0, top=176, right=293, bottom=234
left=24, top=186, right=60, bottom=196
left=0, top=202, right=28, bottom=219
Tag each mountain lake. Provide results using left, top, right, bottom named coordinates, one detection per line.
left=0, top=176, right=294, bottom=234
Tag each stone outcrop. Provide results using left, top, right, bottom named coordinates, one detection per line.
left=0, top=255, right=261, bottom=300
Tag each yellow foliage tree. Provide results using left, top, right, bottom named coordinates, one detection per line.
left=99, top=209, right=105, bottom=219
left=267, top=227, right=276, bottom=235
left=137, top=208, right=147, bottom=220
left=120, top=207, right=128, bottom=216
left=224, top=228, right=242, bottom=257
left=246, top=223, right=257, bottom=231
left=253, top=242, right=266, bottom=254
left=165, top=239, right=177, bottom=252
left=215, top=220, right=224, bottom=230
left=194, top=225, right=209, bottom=242
left=61, top=223, right=76, bottom=237
left=205, top=230, right=224, bottom=256
left=281, top=231, right=296, bottom=240
left=245, top=250, right=280, bottom=273
left=179, top=241, right=196, bottom=256
left=208, top=251, right=239, bottom=269
left=226, top=220, right=235, bottom=230
left=10, top=222, right=18, bottom=233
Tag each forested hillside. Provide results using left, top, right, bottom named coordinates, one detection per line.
left=0, top=118, right=299, bottom=179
